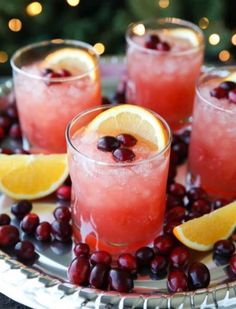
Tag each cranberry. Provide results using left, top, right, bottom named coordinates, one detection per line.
left=211, top=198, right=228, bottom=210
left=20, top=213, right=39, bottom=234
left=172, top=142, right=188, bottom=164
left=0, top=214, right=11, bottom=226
left=168, top=165, right=177, bottom=183
left=5, top=105, right=18, bottom=120
left=90, top=251, right=112, bottom=266
left=154, top=235, right=175, bottom=255
left=112, top=148, right=135, bottom=162
left=11, top=200, right=32, bottom=220
left=56, top=185, right=71, bottom=201
left=97, top=136, right=121, bottom=152
left=53, top=206, right=71, bottom=222
left=210, top=87, right=227, bottom=99
left=109, top=268, right=133, bottom=292
left=89, top=264, right=110, bottom=289
left=167, top=269, right=188, bottom=292
left=117, top=253, right=137, bottom=275
left=229, top=254, right=236, bottom=274
left=68, top=257, right=90, bottom=285
left=178, top=130, right=191, bottom=145
left=135, top=247, right=155, bottom=266
left=0, top=225, right=19, bottom=247
left=59, top=69, right=71, bottom=77
left=0, top=126, right=5, bottom=140
left=35, top=222, right=51, bottom=241
left=168, top=183, right=186, bottom=199
left=188, top=262, right=210, bottom=289
left=102, top=96, right=112, bottom=105
left=170, top=149, right=179, bottom=166
left=156, top=41, right=171, bottom=51
left=116, top=133, right=137, bottom=147
left=51, top=220, right=72, bottom=242
left=187, top=187, right=208, bottom=202
left=228, top=89, right=236, bottom=103
left=145, top=34, right=160, bottom=49
left=169, top=246, right=190, bottom=269
left=0, top=115, right=11, bottom=131
left=151, top=255, right=168, bottom=274
left=190, top=199, right=211, bottom=215
left=9, top=123, right=22, bottom=139
left=165, top=206, right=186, bottom=223
left=15, top=240, right=35, bottom=260
left=14, top=148, right=30, bottom=154
left=166, top=194, right=184, bottom=209
left=0, top=147, right=13, bottom=154
left=74, top=242, right=90, bottom=258
left=213, top=239, right=235, bottom=258
left=185, top=210, right=202, bottom=221
left=163, top=220, right=181, bottom=235
left=219, top=80, right=236, bottom=91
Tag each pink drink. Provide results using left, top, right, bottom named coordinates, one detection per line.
left=188, top=67, right=236, bottom=199
left=11, top=40, right=101, bottom=153
left=67, top=106, right=171, bottom=255
left=126, top=18, right=204, bottom=131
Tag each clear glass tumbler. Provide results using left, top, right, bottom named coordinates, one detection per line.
left=11, top=39, right=101, bottom=154
left=126, top=18, right=204, bottom=131
left=66, top=105, right=171, bottom=255
left=188, top=66, right=236, bottom=199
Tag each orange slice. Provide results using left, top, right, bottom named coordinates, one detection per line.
left=0, top=154, right=68, bottom=200
left=0, top=154, right=31, bottom=179
left=87, top=104, right=168, bottom=151
left=173, top=201, right=236, bottom=251
left=42, top=48, right=96, bottom=79
left=168, top=28, right=200, bottom=47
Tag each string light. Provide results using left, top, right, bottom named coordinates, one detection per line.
left=198, top=17, right=209, bottom=30
left=26, top=2, right=43, bottom=16
left=209, top=33, right=220, bottom=45
left=231, top=34, right=236, bottom=45
left=219, top=50, right=230, bottom=62
left=133, top=24, right=145, bottom=36
left=8, top=19, right=22, bottom=32
left=66, top=0, right=80, bottom=7
left=158, top=0, right=169, bottom=9
left=94, top=43, right=105, bottom=55
left=0, top=51, right=8, bottom=63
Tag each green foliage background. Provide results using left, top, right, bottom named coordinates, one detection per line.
left=0, top=0, right=236, bottom=75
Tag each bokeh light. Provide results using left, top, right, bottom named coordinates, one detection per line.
left=158, top=0, right=169, bottom=9
left=94, top=43, right=105, bottom=55
left=231, top=34, right=236, bottom=45
left=66, top=0, right=80, bottom=7
left=219, top=50, right=230, bottom=62
left=26, top=2, right=43, bottom=16
left=0, top=51, right=8, bottom=63
left=209, top=33, right=220, bottom=45
left=8, top=19, right=22, bottom=32
left=198, top=17, right=209, bottom=30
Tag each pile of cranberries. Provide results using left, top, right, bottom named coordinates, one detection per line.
left=144, top=34, right=171, bottom=52
left=210, top=80, right=236, bottom=103
left=97, top=134, right=137, bottom=162
left=0, top=88, right=235, bottom=295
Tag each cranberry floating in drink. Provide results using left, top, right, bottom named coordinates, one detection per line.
left=126, top=18, right=204, bottom=131
left=11, top=40, right=101, bottom=153
left=188, top=67, right=236, bottom=199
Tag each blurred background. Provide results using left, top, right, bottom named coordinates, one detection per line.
left=1, top=0, right=236, bottom=76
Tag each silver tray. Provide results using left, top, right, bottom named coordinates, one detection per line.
left=0, top=59, right=236, bottom=309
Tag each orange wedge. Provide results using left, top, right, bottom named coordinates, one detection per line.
left=42, top=48, right=96, bottom=79
left=173, top=201, right=236, bottom=251
left=0, top=154, right=31, bottom=179
left=0, top=154, right=68, bottom=200
left=87, top=104, right=168, bottom=152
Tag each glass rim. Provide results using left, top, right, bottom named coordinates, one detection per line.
left=66, top=104, right=172, bottom=167
left=10, top=39, right=100, bottom=82
left=126, top=17, right=205, bottom=56
left=196, top=65, right=236, bottom=115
